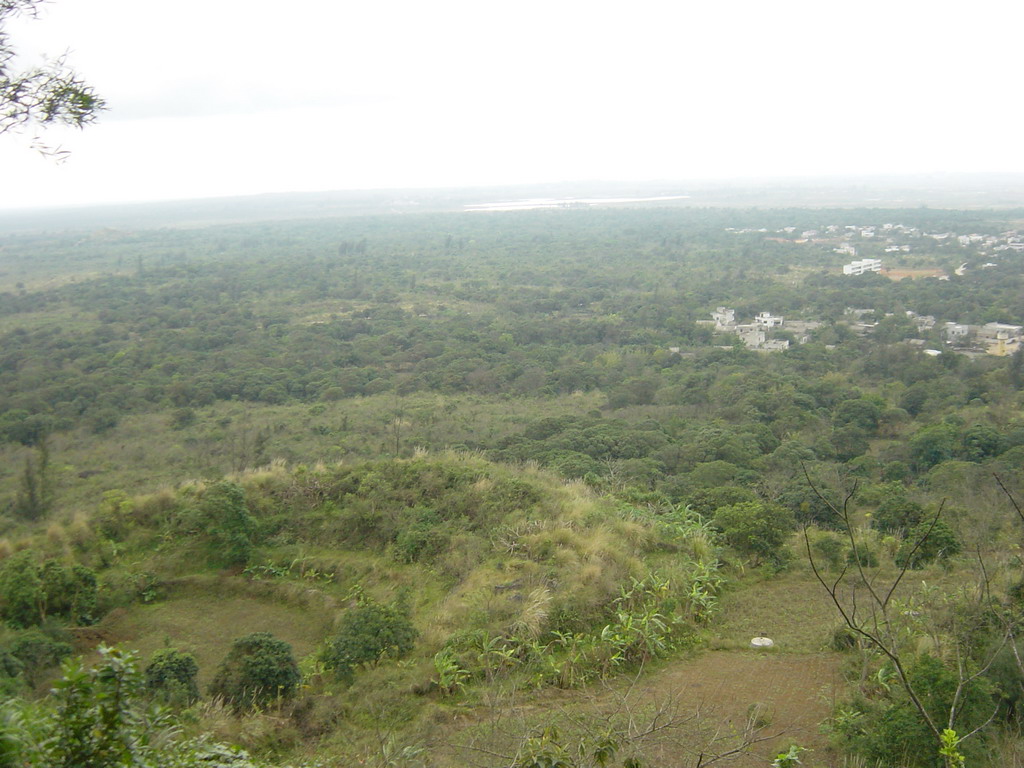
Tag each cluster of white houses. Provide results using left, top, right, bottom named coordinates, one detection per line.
left=846, top=308, right=1023, bottom=357
left=730, top=222, right=1023, bottom=279
left=903, top=312, right=1022, bottom=356
left=709, top=304, right=1022, bottom=358
left=705, top=307, right=820, bottom=352
left=944, top=321, right=1023, bottom=357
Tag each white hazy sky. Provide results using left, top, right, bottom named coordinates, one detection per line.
left=2, top=0, right=1022, bottom=210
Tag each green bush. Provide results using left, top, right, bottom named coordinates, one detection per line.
left=829, top=625, right=859, bottom=652
left=846, top=540, right=879, bottom=568
left=0, top=648, right=23, bottom=697
left=95, top=489, right=134, bottom=542
left=208, top=632, right=300, bottom=711
left=776, top=485, right=842, bottom=529
left=392, top=507, right=451, bottom=563
left=895, top=520, right=961, bottom=569
left=7, top=628, right=73, bottom=687
left=810, top=531, right=846, bottom=569
left=322, top=599, right=418, bottom=678
left=855, top=655, right=993, bottom=768
left=872, top=496, right=925, bottom=533
left=0, top=554, right=97, bottom=627
left=144, top=648, right=200, bottom=705
left=713, top=501, right=795, bottom=566
left=201, top=481, right=258, bottom=567
left=0, top=552, right=42, bottom=627
left=685, top=485, right=757, bottom=517
left=0, top=646, right=260, bottom=767
left=984, top=640, right=1024, bottom=723
left=40, top=562, right=97, bottom=625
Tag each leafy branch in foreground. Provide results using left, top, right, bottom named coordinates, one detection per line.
left=0, top=645, right=270, bottom=767
left=1, top=0, right=105, bottom=140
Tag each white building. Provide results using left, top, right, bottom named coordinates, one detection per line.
left=843, top=258, right=882, bottom=276
left=736, top=326, right=766, bottom=348
left=711, top=307, right=735, bottom=327
left=944, top=323, right=970, bottom=339
left=755, top=311, right=784, bottom=329
left=906, top=311, right=936, bottom=333
left=977, top=322, right=1023, bottom=342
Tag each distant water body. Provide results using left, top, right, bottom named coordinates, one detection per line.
left=464, top=195, right=690, bottom=212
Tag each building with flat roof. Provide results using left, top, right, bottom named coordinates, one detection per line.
left=843, top=258, right=882, bottom=275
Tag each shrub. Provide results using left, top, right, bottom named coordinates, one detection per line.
left=685, top=486, right=757, bottom=517
left=0, top=552, right=42, bottom=627
left=1, top=646, right=257, bottom=767
left=872, top=496, right=925, bottom=533
left=40, top=562, right=97, bottom=625
left=144, top=648, right=200, bottom=705
left=846, top=540, right=879, bottom=568
left=95, top=489, right=134, bottom=541
left=830, top=626, right=859, bottom=652
left=392, top=508, right=450, bottom=563
left=201, top=481, right=257, bottom=567
left=811, top=531, right=846, bottom=569
left=322, top=599, right=418, bottom=678
left=777, top=485, right=842, bottom=529
left=894, top=520, right=961, bottom=569
left=909, top=424, right=959, bottom=471
left=0, top=648, right=23, bottom=697
left=713, top=501, right=795, bottom=566
left=882, top=461, right=910, bottom=483
left=0, top=555, right=99, bottom=628
left=209, top=633, right=300, bottom=711
left=7, top=628, right=73, bottom=687
left=856, top=655, right=993, bottom=768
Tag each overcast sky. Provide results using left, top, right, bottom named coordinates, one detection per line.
left=2, top=0, right=1022, bottom=210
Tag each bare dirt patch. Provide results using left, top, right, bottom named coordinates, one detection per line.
left=882, top=267, right=946, bottom=280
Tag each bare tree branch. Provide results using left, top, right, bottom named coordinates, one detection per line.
left=804, top=467, right=1018, bottom=764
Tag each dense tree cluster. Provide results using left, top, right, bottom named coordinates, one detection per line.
left=0, top=208, right=1020, bottom=453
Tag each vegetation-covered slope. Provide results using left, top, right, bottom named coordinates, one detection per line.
left=2, top=203, right=1024, bottom=767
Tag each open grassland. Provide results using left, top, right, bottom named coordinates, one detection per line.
left=94, top=587, right=329, bottom=687
left=432, top=649, right=843, bottom=768
left=711, top=565, right=842, bottom=653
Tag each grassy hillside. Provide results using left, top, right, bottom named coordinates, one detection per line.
left=6, top=449, right=1016, bottom=766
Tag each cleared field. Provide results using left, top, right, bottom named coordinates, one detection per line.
left=882, top=267, right=946, bottom=280
left=653, top=650, right=842, bottom=766
left=437, top=649, right=842, bottom=768
left=94, top=588, right=331, bottom=686
left=713, top=566, right=842, bottom=653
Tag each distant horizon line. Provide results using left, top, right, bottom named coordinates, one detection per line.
left=5, top=172, right=1024, bottom=223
